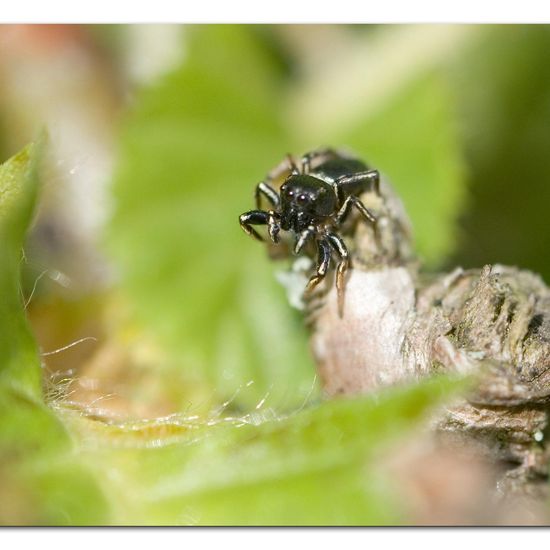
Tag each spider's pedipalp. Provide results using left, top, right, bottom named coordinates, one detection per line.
left=239, top=210, right=280, bottom=243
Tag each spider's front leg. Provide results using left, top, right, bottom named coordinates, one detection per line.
left=327, top=232, right=350, bottom=315
left=294, top=225, right=316, bottom=255
left=304, top=238, right=331, bottom=295
left=255, top=181, right=280, bottom=210
left=239, top=210, right=281, bottom=243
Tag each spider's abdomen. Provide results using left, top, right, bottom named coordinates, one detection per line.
left=311, top=158, right=370, bottom=201
left=311, top=158, right=368, bottom=183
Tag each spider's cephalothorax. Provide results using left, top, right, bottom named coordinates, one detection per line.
left=279, top=175, right=337, bottom=233
left=239, top=148, right=380, bottom=312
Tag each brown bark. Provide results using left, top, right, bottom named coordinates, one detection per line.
left=283, top=179, right=550, bottom=499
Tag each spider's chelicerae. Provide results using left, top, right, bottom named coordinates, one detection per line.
left=239, top=148, right=380, bottom=310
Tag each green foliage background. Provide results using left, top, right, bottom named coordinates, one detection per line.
left=1, top=24, right=550, bottom=525
left=108, top=26, right=465, bottom=409
left=0, top=143, right=460, bottom=524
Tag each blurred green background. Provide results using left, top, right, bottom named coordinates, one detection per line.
left=0, top=24, right=549, bottom=525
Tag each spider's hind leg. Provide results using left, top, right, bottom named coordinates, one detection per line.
left=265, top=154, right=299, bottom=185
left=300, top=148, right=340, bottom=174
left=335, top=195, right=376, bottom=227
left=336, top=169, right=380, bottom=197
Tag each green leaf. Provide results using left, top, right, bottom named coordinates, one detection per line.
left=0, top=391, right=110, bottom=525
left=107, top=26, right=316, bottom=409
left=69, top=376, right=459, bottom=526
left=0, top=144, right=109, bottom=525
left=339, top=72, right=466, bottom=266
left=450, top=26, right=550, bottom=282
left=0, top=144, right=42, bottom=399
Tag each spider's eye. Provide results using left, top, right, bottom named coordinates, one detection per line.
left=297, top=194, right=307, bottom=204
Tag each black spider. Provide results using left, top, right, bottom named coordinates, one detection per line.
left=239, top=148, right=380, bottom=310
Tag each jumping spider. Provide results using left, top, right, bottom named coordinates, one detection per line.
left=239, top=148, right=380, bottom=312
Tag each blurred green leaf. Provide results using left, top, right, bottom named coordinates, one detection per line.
left=0, top=144, right=108, bottom=525
left=106, top=26, right=470, bottom=411
left=107, top=25, right=316, bottom=409
left=70, top=376, right=459, bottom=526
left=283, top=26, right=468, bottom=267
left=450, top=26, right=550, bottom=282
left=339, top=72, right=466, bottom=266
left=0, top=26, right=493, bottom=526
left=0, top=144, right=42, bottom=399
